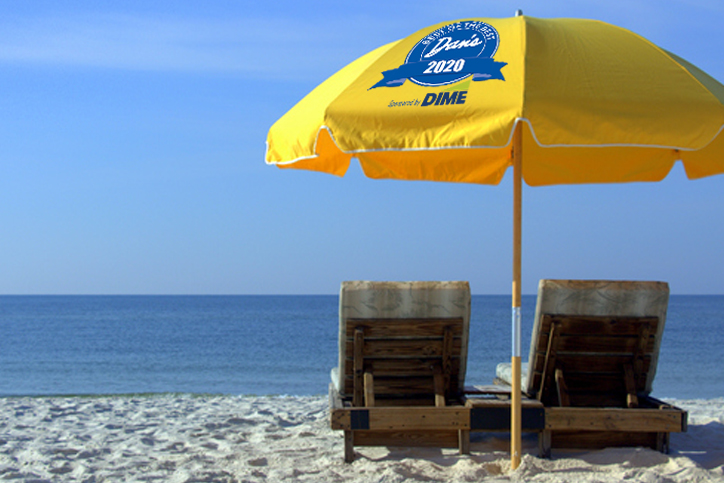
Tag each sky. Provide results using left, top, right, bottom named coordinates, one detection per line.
left=0, top=0, right=722, bottom=295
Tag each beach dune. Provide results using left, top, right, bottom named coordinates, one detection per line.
left=0, top=395, right=722, bottom=482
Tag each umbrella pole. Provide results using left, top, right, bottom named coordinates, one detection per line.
left=511, top=123, right=523, bottom=470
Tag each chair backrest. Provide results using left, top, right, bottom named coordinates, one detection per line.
left=526, top=280, right=669, bottom=407
left=337, top=281, right=471, bottom=404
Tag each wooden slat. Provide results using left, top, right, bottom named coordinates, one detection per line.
left=539, top=315, right=659, bottom=336
left=548, top=372, right=629, bottom=393
left=538, top=378, right=629, bottom=406
left=331, top=406, right=469, bottom=431
left=367, top=407, right=469, bottom=430
left=550, top=430, right=659, bottom=450
left=555, top=369, right=570, bottom=407
left=529, top=370, right=647, bottom=398
left=364, top=376, right=436, bottom=395
left=531, top=354, right=651, bottom=374
left=345, top=358, right=461, bottom=377
left=536, top=335, right=656, bottom=355
left=345, top=339, right=463, bottom=358
left=545, top=407, right=685, bottom=432
left=352, top=430, right=460, bottom=448
left=361, top=397, right=439, bottom=407
left=343, top=376, right=460, bottom=397
left=559, top=393, right=628, bottom=408
left=346, top=318, right=463, bottom=338
left=364, top=371, right=375, bottom=407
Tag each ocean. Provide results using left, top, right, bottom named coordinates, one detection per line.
left=0, top=295, right=722, bottom=399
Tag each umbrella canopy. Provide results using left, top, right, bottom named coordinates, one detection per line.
left=266, top=16, right=724, bottom=184
left=265, top=14, right=724, bottom=468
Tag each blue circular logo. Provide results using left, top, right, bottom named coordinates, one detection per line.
left=405, top=21, right=500, bottom=87
left=369, top=20, right=506, bottom=90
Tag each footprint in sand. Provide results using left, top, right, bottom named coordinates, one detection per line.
left=248, top=457, right=268, bottom=467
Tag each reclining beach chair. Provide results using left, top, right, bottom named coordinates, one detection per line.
left=496, top=280, right=687, bottom=455
left=329, top=281, right=472, bottom=462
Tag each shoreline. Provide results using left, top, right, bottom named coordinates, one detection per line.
left=1, top=396, right=722, bottom=482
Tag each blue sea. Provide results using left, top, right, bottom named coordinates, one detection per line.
left=0, top=295, right=722, bottom=399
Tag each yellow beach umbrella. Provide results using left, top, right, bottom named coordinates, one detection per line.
left=265, top=13, right=724, bottom=468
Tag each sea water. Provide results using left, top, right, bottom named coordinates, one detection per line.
left=0, top=295, right=722, bottom=399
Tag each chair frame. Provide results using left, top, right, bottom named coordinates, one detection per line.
left=330, top=316, right=470, bottom=462
left=525, top=280, right=687, bottom=455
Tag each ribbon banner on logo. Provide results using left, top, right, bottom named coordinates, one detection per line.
left=370, top=57, right=507, bottom=89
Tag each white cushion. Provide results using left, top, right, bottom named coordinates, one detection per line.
left=495, top=362, right=529, bottom=389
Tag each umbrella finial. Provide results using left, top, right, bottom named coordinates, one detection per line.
left=515, top=9, right=523, bottom=16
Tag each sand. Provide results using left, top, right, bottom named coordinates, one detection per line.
left=0, top=395, right=722, bottom=482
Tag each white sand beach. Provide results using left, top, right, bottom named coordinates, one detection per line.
left=1, top=395, right=722, bottom=482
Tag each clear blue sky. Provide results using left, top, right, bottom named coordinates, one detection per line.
left=1, top=0, right=722, bottom=295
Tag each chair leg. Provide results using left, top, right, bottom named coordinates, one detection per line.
left=433, top=366, right=446, bottom=407
left=458, top=430, right=470, bottom=455
left=624, top=363, right=639, bottom=408
left=344, top=430, right=355, bottom=463
left=656, top=432, right=670, bottom=454
left=539, top=430, right=552, bottom=459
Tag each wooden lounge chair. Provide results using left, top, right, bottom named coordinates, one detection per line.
left=329, top=281, right=472, bottom=462
left=497, top=280, right=687, bottom=456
